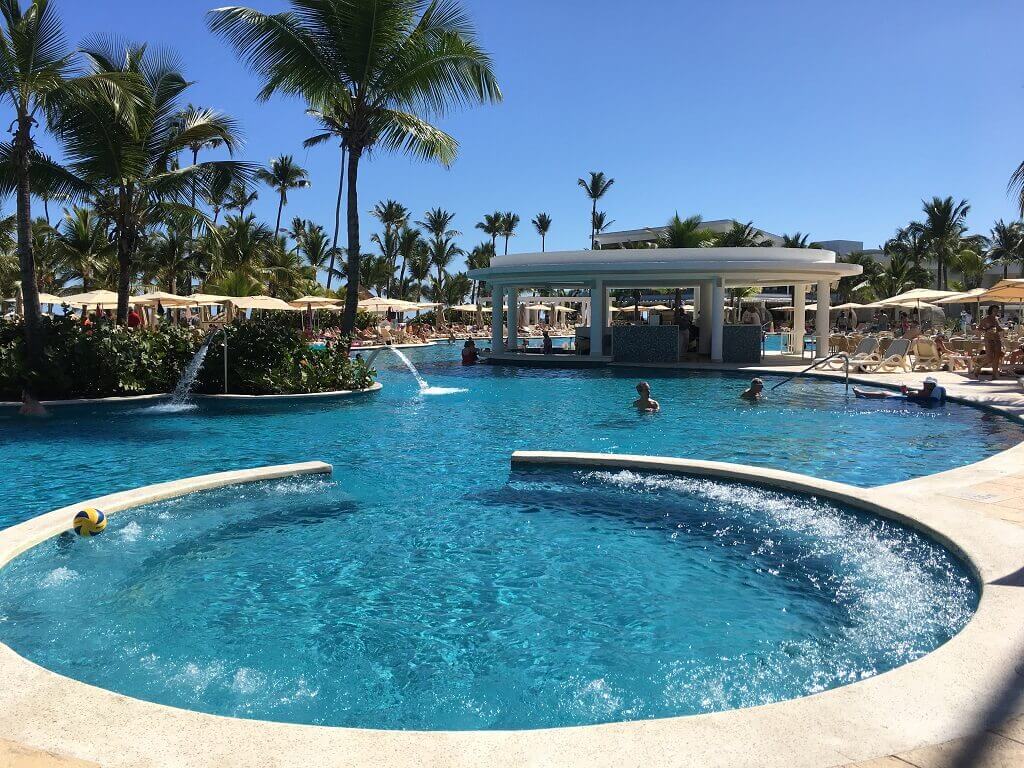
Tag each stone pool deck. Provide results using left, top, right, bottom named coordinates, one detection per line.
left=3, top=367, right=1024, bottom=768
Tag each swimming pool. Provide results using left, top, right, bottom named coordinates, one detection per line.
left=0, top=467, right=977, bottom=730
left=0, top=344, right=1019, bottom=533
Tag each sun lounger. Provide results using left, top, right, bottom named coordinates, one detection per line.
left=911, top=338, right=942, bottom=372
left=832, top=336, right=879, bottom=370
left=863, top=338, right=912, bottom=373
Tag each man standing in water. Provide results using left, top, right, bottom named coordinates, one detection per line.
left=633, top=382, right=660, bottom=412
left=740, top=378, right=765, bottom=402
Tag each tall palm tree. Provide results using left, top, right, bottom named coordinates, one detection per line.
left=0, top=0, right=131, bottom=371
left=1010, top=162, right=1024, bottom=219
left=371, top=199, right=409, bottom=294
left=407, top=241, right=431, bottom=301
left=209, top=213, right=275, bottom=282
left=210, top=0, right=501, bottom=336
left=257, top=155, right=310, bottom=237
left=577, top=171, right=615, bottom=249
left=140, top=217, right=203, bottom=294
left=417, top=207, right=460, bottom=283
left=987, top=219, right=1024, bottom=279
left=871, top=252, right=928, bottom=299
left=532, top=212, right=552, bottom=252
left=466, top=240, right=493, bottom=303
left=55, top=42, right=251, bottom=321
left=395, top=225, right=422, bottom=298
left=475, top=211, right=502, bottom=251
left=54, top=206, right=115, bottom=292
left=911, top=196, right=970, bottom=290
left=264, top=240, right=315, bottom=299
left=499, top=211, right=519, bottom=255
left=224, top=180, right=258, bottom=217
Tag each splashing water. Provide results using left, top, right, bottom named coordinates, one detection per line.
left=389, top=347, right=466, bottom=396
left=149, top=340, right=210, bottom=413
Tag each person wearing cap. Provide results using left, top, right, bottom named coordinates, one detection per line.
left=854, top=377, right=946, bottom=405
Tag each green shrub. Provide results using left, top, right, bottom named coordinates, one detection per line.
left=198, top=316, right=374, bottom=395
left=0, top=314, right=374, bottom=401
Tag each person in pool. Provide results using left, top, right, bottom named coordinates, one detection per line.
left=633, top=382, right=660, bottom=412
left=854, top=377, right=947, bottom=405
left=740, top=378, right=765, bottom=402
left=461, top=338, right=479, bottom=366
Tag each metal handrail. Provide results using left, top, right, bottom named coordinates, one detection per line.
left=770, top=351, right=850, bottom=392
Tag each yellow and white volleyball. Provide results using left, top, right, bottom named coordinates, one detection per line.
left=73, top=508, right=107, bottom=537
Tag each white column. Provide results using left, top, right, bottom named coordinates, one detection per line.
left=698, top=280, right=713, bottom=355
left=793, top=284, right=806, bottom=357
left=816, top=280, right=831, bottom=359
left=507, top=288, right=519, bottom=350
left=711, top=279, right=725, bottom=363
left=591, top=280, right=606, bottom=358
left=490, top=285, right=505, bottom=353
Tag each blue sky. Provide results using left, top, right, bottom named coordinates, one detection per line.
left=34, top=0, right=1024, bottom=264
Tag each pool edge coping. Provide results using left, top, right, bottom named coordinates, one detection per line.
left=0, top=457, right=1023, bottom=768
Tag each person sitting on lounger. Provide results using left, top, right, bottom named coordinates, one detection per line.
left=854, top=376, right=946, bottom=405
left=740, top=378, right=765, bottom=402
left=633, top=382, right=660, bottom=412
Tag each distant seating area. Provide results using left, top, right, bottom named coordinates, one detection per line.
left=825, top=328, right=1024, bottom=378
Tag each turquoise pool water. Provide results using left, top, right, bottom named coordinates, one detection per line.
left=0, top=467, right=977, bottom=730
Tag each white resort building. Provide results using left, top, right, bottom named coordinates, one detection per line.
left=468, top=247, right=862, bottom=365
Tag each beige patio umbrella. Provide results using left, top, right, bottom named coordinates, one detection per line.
left=227, top=296, right=300, bottom=311
left=186, top=293, right=233, bottom=306
left=977, top=280, right=1024, bottom=303
left=131, top=291, right=195, bottom=306
left=289, top=296, right=341, bottom=308
left=60, top=289, right=120, bottom=307
left=875, top=288, right=960, bottom=305
left=450, top=304, right=492, bottom=313
left=936, top=288, right=987, bottom=304
left=36, top=293, right=67, bottom=305
left=358, top=297, right=421, bottom=313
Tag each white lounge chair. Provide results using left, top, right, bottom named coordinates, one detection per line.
left=835, top=337, right=879, bottom=370
left=911, top=338, right=942, bottom=372
left=865, top=338, right=912, bottom=373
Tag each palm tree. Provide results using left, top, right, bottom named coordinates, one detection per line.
left=55, top=42, right=251, bottom=322
left=660, top=213, right=716, bottom=249
left=256, top=155, right=310, bottom=237
left=716, top=221, right=768, bottom=247
left=294, top=222, right=339, bottom=277
left=371, top=199, right=409, bottom=295
left=948, top=246, right=991, bottom=291
left=141, top=218, right=203, bottom=294
left=395, top=225, right=422, bottom=299
left=837, top=251, right=883, bottom=304
left=532, top=212, right=552, bottom=252
left=987, top=219, right=1024, bottom=279
left=210, top=0, right=501, bottom=336
left=591, top=210, right=614, bottom=239
left=0, top=0, right=130, bottom=371
left=407, top=242, right=431, bottom=302
left=264, top=240, right=315, bottom=299
left=466, top=240, right=493, bottom=303
left=417, top=207, right=460, bottom=283
left=499, top=211, right=519, bottom=255
left=871, top=252, right=928, bottom=299
left=211, top=213, right=275, bottom=282
left=578, top=171, right=615, bottom=249
left=911, top=196, right=971, bottom=290
left=1010, top=162, right=1024, bottom=219
left=54, top=206, right=115, bottom=292
left=224, top=180, right=258, bottom=217
left=781, top=232, right=811, bottom=248
left=475, top=211, right=502, bottom=251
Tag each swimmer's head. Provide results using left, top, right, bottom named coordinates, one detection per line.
left=750, top=378, right=764, bottom=392
left=636, top=381, right=651, bottom=397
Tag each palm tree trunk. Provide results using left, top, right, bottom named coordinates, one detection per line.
left=274, top=194, right=285, bottom=238
left=503, top=235, right=509, bottom=255
left=115, top=187, right=134, bottom=325
left=14, top=116, right=43, bottom=381
left=590, top=200, right=596, bottom=250
left=542, top=234, right=546, bottom=253
left=327, top=144, right=346, bottom=291
left=341, top=147, right=362, bottom=335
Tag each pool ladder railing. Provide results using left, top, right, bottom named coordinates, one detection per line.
left=770, top=352, right=850, bottom=393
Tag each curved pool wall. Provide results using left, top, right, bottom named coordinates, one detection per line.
left=1, top=458, right=1023, bottom=768
left=0, top=462, right=978, bottom=731
left=0, top=345, right=1021, bottom=533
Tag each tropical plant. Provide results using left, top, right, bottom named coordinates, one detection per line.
left=578, top=170, right=614, bottom=249
left=591, top=210, right=614, bottom=238
left=0, top=0, right=133, bottom=373
left=54, top=206, right=115, bottom=292
left=140, top=215, right=203, bottom=294
left=407, top=241, right=431, bottom=301
left=948, top=246, right=991, bottom=291
left=424, top=270, right=470, bottom=307
left=988, top=219, right=1024, bottom=279
left=210, top=0, right=502, bottom=336
left=210, top=213, right=275, bottom=280
left=257, top=154, right=310, bottom=236
left=715, top=221, right=769, bottom=247
left=224, top=179, right=258, bottom=217
left=870, top=253, right=927, bottom=299
left=660, top=213, right=716, bottom=249
left=264, top=240, right=315, bottom=299
left=532, top=212, right=552, bottom=252
left=371, top=199, right=409, bottom=294
left=475, top=211, right=502, bottom=251
left=911, top=196, right=971, bottom=290
left=1010, top=161, right=1024, bottom=219
left=781, top=232, right=811, bottom=248
left=466, top=240, right=493, bottom=302
left=53, top=41, right=252, bottom=322
left=499, top=211, right=519, bottom=255
left=837, top=251, right=883, bottom=303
